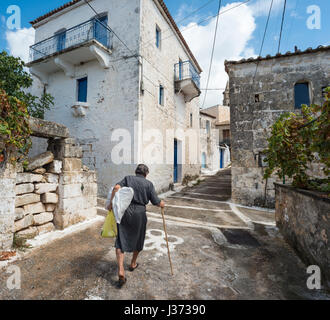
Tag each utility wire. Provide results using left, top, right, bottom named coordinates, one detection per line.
left=160, top=0, right=252, bottom=47
left=201, top=0, right=222, bottom=109
left=142, top=0, right=217, bottom=47
left=277, top=0, right=287, bottom=53
left=83, top=0, right=139, bottom=60
left=253, top=0, right=274, bottom=82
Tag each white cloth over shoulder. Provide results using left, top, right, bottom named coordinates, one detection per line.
left=105, top=187, right=134, bottom=224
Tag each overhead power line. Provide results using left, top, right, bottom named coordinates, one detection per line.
left=253, top=0, right=274, bottom=82
left=277, top=0, right=287, bottom=54
left=142, top=0, right=217, bottom=47
left=83, top=0, right=139, bottom=60
left=201, top=0, right=222, bottom=109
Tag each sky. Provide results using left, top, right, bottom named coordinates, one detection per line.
left=0, top=0, right=329, bottom=108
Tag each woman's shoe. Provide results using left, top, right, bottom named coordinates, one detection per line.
left=118, top=276, right=127, bottom=288
left=129, top=263, right=139, bottom=272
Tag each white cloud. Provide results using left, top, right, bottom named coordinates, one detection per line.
left=249, top=0, right=285, bottom=17
left=6, top=27, right=35, bottom=63
left=181, top=2, right=256, bottom=108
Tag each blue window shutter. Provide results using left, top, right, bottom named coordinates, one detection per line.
left=156, top=27, right=161, bottom=48
left=94, top=15, right=108, bottom=47
left=294, top=83, right=310, bottom=108
left=159, top=85, right=164, bottom=105
left=78, top=77, right=88, bottom=102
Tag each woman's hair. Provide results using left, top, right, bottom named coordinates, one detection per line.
left=135, top=164, right=149, bottom=177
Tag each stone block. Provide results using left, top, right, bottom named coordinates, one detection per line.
left=79, top=207, right=97, bottom=220
left=14, top=214, right=34, bottom=232
left=26, top=151, right=54, bottom=171
left=57, top=197, right=83, bottom=214
left=82, top=183, right=97, bottom=197
left=33, top=212, right=54, bottom=226
left=15, top=208, right=25, bottom=221
left=59, top=172, right=83, bottom=185
left=23, top=202, right=45, bottom=215
left=45, top=204, right=56, bottom=212
left=15, top=193, right=40, bottom=207
left=83, top=196, right=97, bottom=209
left=34, top=183, right=58, bottom=194
left=0, top=179, right=16, bottom=198
left=53, top=213, right=70, bottom=230
left=62, top=158, right=82, bottom=172
left=46, top=160, right=62, bottom=174
left=58, top=184, right=82, bottom=199
left=15, top=183, right=34, bottom=195
left=41, top=192, right=58, bottom=204
left=44, top=173, right=59, bottom=183
left=16, top=226, right=38, bottom=239
left=29, top=117, right=69, bottom=139
left=16, top=173, right=43, bottom=184
left=37, top=222, right=55, bottom=235
left=32, top=168, right=46, bottom=174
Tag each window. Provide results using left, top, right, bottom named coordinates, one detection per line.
left=94, top=15, right=108, bottom=47
left=55, top=28, right=67, bottom=52
left=190, top=113, right=193, bottom=127
left=294, top=82, right=310, bottom=108
left=206, top=120, right=210, bottom=135
left=159, top=85, right=164, bottom=105
left=156, top=26, right=161, bottom=49
left=77, top=77, right=88, bottom=103
left=223, top=129, right=230, bottom=140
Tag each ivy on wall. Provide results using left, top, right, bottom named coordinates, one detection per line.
left=263, top=87, right=330, bottom=193
left=0, top=89, right=32, bottom=164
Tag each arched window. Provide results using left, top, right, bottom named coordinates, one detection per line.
left=294, top=82, right=310, bottom=109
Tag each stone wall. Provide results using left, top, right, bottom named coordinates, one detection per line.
left=0, top=158, right=16, bottom=250
left=275, top=184, right=330, bottom=288
left=0, top=118, right=98, bottom=250
left=225, top=47, right=330, bottom=207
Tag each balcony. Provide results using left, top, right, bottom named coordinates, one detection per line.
left=27, top=18, right=113, bottom=84
left=174, top=61, right=201, bottom=102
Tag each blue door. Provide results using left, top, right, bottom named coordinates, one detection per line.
left=94, top=16, right=108, bottom=47
left=57, top=31, right=66, bottom=52
left=179, top=60, right=183, bottom=80
left=220, top=149, right=224, bottom=168
left=174, top=139, right=178, bottom=183
left=202, top=152, right=206, bottom=169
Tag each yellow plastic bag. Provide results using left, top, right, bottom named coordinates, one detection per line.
left=101, top=210, right=118, bottom=238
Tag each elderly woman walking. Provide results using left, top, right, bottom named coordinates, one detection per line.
left=108, top=164, right=165, bottom=287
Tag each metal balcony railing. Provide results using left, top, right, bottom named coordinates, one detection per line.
left=29, top=18, right=112, bottom=62
left=174, top=61, right=200, bottom=89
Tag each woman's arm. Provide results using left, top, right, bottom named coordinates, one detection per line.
left=107, top=184, right=121, bottom=210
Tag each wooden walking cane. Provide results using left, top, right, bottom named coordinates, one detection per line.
left=161, top=207, right=174, bottom=276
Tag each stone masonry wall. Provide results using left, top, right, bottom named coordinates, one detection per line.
left=0, top=118, right=98, bottom=250
left=0, top=158, right=16, bottom=250
left=225, top=48, right=330, bottom=207
left=275, top=184, right=330, bottom=288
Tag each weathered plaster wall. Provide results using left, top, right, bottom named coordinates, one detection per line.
left=226, top=49, right=330, bottom=207
left=32, top=0, right=141, bottom=197
left=139, top=0, right=201, bottom=191
left=275, top=184, right=330, bottom=288
left=30, top=0, right=201, bottom=195
left=200, top=115, right=219, bottom=171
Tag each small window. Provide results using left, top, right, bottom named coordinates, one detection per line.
left=206, top=120, right=210, bottom=135
left=156, top=26, right=161, bottom=49
left=223, top=129, right=230, bottom=140
left=77, top=77, right=88, bottom=103
left=294, top=82, right=310, bottom=108
left=190, top=113, right=193, bottom=127
left=159, top=85, right=164, bottom=106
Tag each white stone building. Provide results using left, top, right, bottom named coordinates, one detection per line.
left=199, top=110, right=219, bottom=172
left=201, top=105, right=231, bottom=169
left=27, top=0, right=202, bottom=196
